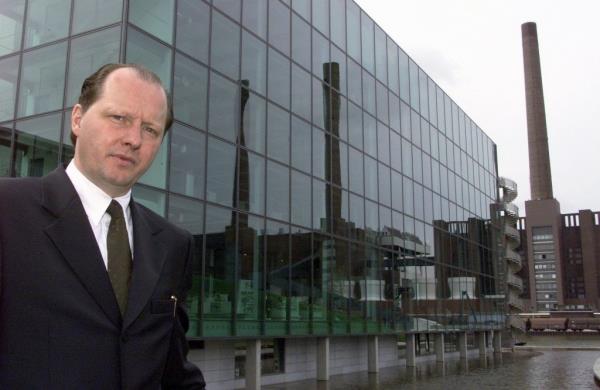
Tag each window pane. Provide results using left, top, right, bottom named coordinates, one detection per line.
left=312, top=0, right=328, bottom=36
left=72, top=0, right=122, bottom=34
left=138, top=133, right=168, bottom=189
left=241, top=91, right=266, bottom=154
left=24, top=0, right=70, bottom=48
left=176, top=0, right=209, bottom=63
left=374, top=26, right=387, bottom=84
left=66, top=27, right=120, bottom=107
left=239, top=151, right=265, bottom=215
left=126, top=28, right=172, bottom=91
left=0, top=125, right=11, bottom=176
left=267, top=160, right=289, bottom=221
left=376, top=81, right=388, bottom=124
left=364, top=156, right=377, bottom=201
left=291, top=170, right=311, bottom=227
left=291, top=116, right=311, bottom=173
left=312, top=127, right=326, bottom=180
left=0, top=0, right=25, bottom=56
left=268, top=0, right=290, bottom=56
left=363, top=113, right=376, bottom=158
left=168, top=194, right=204, bottom=234
left=330, top=0, right=345, bottom=50
left=169, top=123, right=205, bottom=199
left=347, top=58, right=361, bottom=105
left=129, top=0, right=174, bottom=43
left=362, top=70, right=375, bottom=115
left=330, top=45, right=346, bottom=95
left=213, top=0, right=240, bottom=21
left=292, top=14, right=311, bottom=70
left=241, top=31, right=267, bottom=96
left=173, top=54, right=208, bottom=129
left=18, top=42, right=67, bottom=117
left=399, top=49, right=409, bottom=103
left=267, top=103, right=290, bottom=164
left=377, top=122, right=390, bottom=165
left=0, top=55, right=20, bottom=122
left=268, top=49, right=290, bottom=109
left=387, top=38, right=399, bottom=95
left=313, top=179, right=327, bottom=231
left=208, top=72, right=238, bottom=142
left=360, top=12, right=374, bottom=74
left=378, top=163, right=391, bottom=207
left=312, top=30, right=329, bottom=80
left=347, top=101, right=362, bottom=149
left=346, top=0, right=360, bottom=61
left=292, top=0, right=310, bottom=22
left=312, top=77, right=326, bottom=129
left=133, top=185, right=166, bottom=216
left=206, top=137, right=236, bottom=207
left=203, top=204, right=235, bottom=320
left=13, top=113, right=60, bottom=177
left=291, top=64, right=311, bottom=120
left=211, top=11, right=240, bottom=80
left=348, top=147, right=363, bottom=195
left=242, top=0, right=267, bottom=40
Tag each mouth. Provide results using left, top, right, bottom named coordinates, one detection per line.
left=110, top=153, right=136, bottom=166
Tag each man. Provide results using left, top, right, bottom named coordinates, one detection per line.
left=0, top=64, right=205, bottom=389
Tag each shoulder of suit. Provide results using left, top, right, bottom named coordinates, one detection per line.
left=0, top=176, right=43, bottom=201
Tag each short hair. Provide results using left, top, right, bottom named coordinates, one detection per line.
left=72, top=63, right=173, bottom=145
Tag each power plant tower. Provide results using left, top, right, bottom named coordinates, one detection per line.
left=522, top=22, right=554, bottom=200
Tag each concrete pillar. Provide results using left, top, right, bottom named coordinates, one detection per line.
left=368, top=336, right=379, bottom=373
left=317, top=337, right=330, bottom=381
left=458, top=332, right=468, bottom=359
left=487, top=330, right=494, bottom=348
left=478, top=331, right=487, bottom=357
left=245, top=339, right=261, bottom=390
left=493, top=330, right=502, bottom=353
left=406, top=334, right=416, bottom=367
left=435, top=333, right=445, bottom=363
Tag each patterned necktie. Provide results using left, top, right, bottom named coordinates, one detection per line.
left=106, top=200, right=132, bottom=316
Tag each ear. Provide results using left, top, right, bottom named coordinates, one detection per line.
left=71, top=104, right=83, bottom=137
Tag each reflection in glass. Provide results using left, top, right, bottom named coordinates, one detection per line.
left=241, top=91, right=266, bottom=154
left=290, top=227, right=311, bottom=332
left=242, top=31, right=267, bottom=96
left=265, top=220, right=288, bottom=330
left=18, top=43, right=67, bottom=117
left=126, top=28, right=172, bottom=91
left=242, top=0, right=267, bottom=39
left=312, top=178, right=327, bottom=232
left=0, top=0, right=25, bottom=56
left=364, top=156, right=377, bottom=201
left=239, top=151, right=265, bottom=215
left=362, top=70, right=376, bottom=115
left=266, top=160, right=289, bottom=222
left=291, top=170, right=311, bottom=227
left=0, top=55, right=19, bottom=122
left=129, top=0, right=174, bottom=43
left=330, top=0, right=346, bottom=50
left=348, top=147, right=363, bottom=195
left=208, top=73, right=238, bottom=142
left=173, top=54, right=208, bottom=128
left=267, top=103, right=290, bottom=164
left=312, top=127, right=326, bottom=180
left=176, top=0, right=210, bottom=63
left=291, top=64, right=311, bottom=120
left=168, top=194, right=204, bottom=234
left=360, top=11, right=374, bottom=74
left=268, top=49, right=290, bottom=109
left=312, top=30, right=329, bottom=80
left=268, top=0, right=290, bottom=56
left=347, top=58, right=361, bottom=105
left=237, top=215, right=263, bottom=330
left=206, top=137, right=236, bottom=207
left=133, top=185, right=166, bottom=216
left=13, top=113, right=60, bottom=177
left=169, top=124, right=205, bottom=199
left=211, top=11, right=240, bottom=80
left=72, top=0, right=121, bottom=34
left=67, top=27, right=120, bottom=107
left=374, top=26, right=387, bottom=84
left=24, top=0, right=70, bottom=48
left=291, top=116, right=311, bottom=174
left=292, top=14, right=311, bottom=71
left=363, top=113, right=376, bottom=158
left=138, top=133, right=168, bottom=189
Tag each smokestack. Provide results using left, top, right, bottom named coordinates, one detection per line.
left=522, top=22, right=553, bottom=200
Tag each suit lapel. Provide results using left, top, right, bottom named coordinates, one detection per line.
left=41, top=167, right=122, bottom=327
left=123, top=202, right=167, bottom=330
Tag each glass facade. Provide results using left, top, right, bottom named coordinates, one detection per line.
left=0, top=0, right=504, bottom=338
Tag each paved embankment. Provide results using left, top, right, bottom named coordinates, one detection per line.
left=513, top=333, right=600, bottom=351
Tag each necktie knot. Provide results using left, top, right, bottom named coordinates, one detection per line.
left=107, top=200, right=124, bottom=221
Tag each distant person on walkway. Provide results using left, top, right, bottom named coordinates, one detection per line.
left=526, top=318, right=532, bottom=332
left=0, top=63, right=205, bottom=389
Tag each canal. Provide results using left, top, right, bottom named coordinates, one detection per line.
left=264, top=350, right=598, bottom=389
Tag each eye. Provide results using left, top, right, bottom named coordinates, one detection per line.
left=111, top=115, right=125, bottom=122
left=144, top=126, right=159, bottom=136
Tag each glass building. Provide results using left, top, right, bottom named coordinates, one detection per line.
left=0, top=0, right=505, bottom=386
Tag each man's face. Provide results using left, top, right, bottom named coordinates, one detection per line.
left=71, top=68, right=167, bottom=197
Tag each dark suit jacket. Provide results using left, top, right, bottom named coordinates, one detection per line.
left=0, top=166, right=205, bottom=389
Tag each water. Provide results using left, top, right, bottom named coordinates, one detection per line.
left=264, top=350, right=599, bottom=389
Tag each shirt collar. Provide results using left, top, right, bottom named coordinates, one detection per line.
left=66, top=161, right=132, bottom=226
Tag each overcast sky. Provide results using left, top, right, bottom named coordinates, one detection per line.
left=354, top=0, right=600, bottom=215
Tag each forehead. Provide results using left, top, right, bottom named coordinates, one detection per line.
left=99, top=68, right=167, bottom=117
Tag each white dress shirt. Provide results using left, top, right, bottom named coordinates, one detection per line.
left=66, top=162, right=134, bottom=268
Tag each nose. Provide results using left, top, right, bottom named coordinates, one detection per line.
left=122, top=123, right=142, bottom=148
